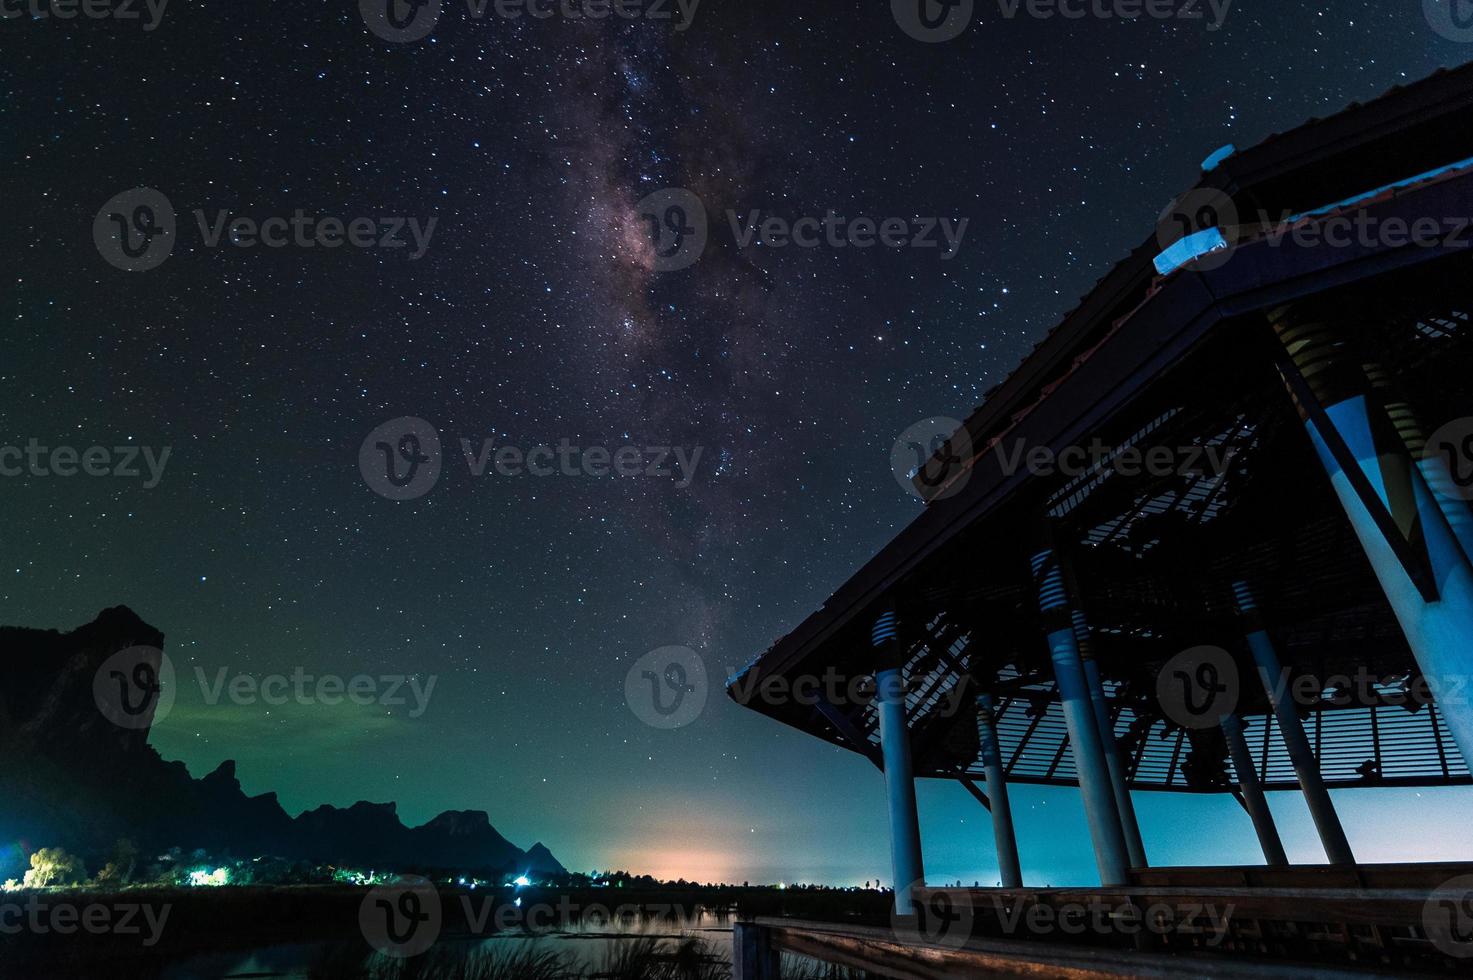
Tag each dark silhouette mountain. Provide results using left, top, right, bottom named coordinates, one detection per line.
left=524, top=841, right=569, bottom=876
left=0, top=607, right=560, bottom=882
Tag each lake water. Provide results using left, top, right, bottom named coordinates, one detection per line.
left=160, top=911, right=739, bottom=979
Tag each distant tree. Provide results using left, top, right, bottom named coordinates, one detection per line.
left=22, top=848, right=86, bottom=888
left=95, top=839, right=140, bottom=885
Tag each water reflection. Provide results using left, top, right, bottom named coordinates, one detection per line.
left=165, top=909, right=734, bottom=979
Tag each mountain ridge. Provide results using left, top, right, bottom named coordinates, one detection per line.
left=0, top=607, right=565, bottom=882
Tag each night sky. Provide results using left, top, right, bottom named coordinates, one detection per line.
left=6, top=1, right=1473, bottom=886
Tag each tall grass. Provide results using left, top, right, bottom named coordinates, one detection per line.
left=591, top=934, right=728, bottom=979
left=310, top=942, right=577, bottom=979
left=309, top=934, right=732, bottom=980
left=780, top=958, right=895, bottom=980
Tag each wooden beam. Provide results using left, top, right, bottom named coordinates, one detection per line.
left=957, top=775, right=992, bottom=812
left=812, top=697, right=883, bottom=769
left=751, top=916, right=1373, bottom=979
left=732, top=921, right=780, bottom=979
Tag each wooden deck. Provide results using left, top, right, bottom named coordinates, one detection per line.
left=734, top=863, right=1473, bottom=977
left=735, top=917, right=1389, bottom=978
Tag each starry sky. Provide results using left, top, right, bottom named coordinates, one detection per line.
left=6, top=1, right=1473, bottom=886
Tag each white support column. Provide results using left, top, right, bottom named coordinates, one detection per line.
left=1032, top=546, right=1131, bottom=886
left=1234, top=582, right=1355, bottom=865
left=874, top=609, right=925, bottom=915
left=1220, top=712, right=1288, bottom=867
left=976, top=693, right=1022, bottom=888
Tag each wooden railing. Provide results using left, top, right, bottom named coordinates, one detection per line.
left=733, top=916, right=1380, bottom=978
left=733, top=863, right=1473, bottom=977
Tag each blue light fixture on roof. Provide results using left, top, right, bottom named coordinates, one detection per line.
left=1202, top=144, right=1237, bottom=172
left=1153, top=228, right=1230, bottom=276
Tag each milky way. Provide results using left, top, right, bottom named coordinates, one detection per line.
left=6, top=0, right=1473, bottom=883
